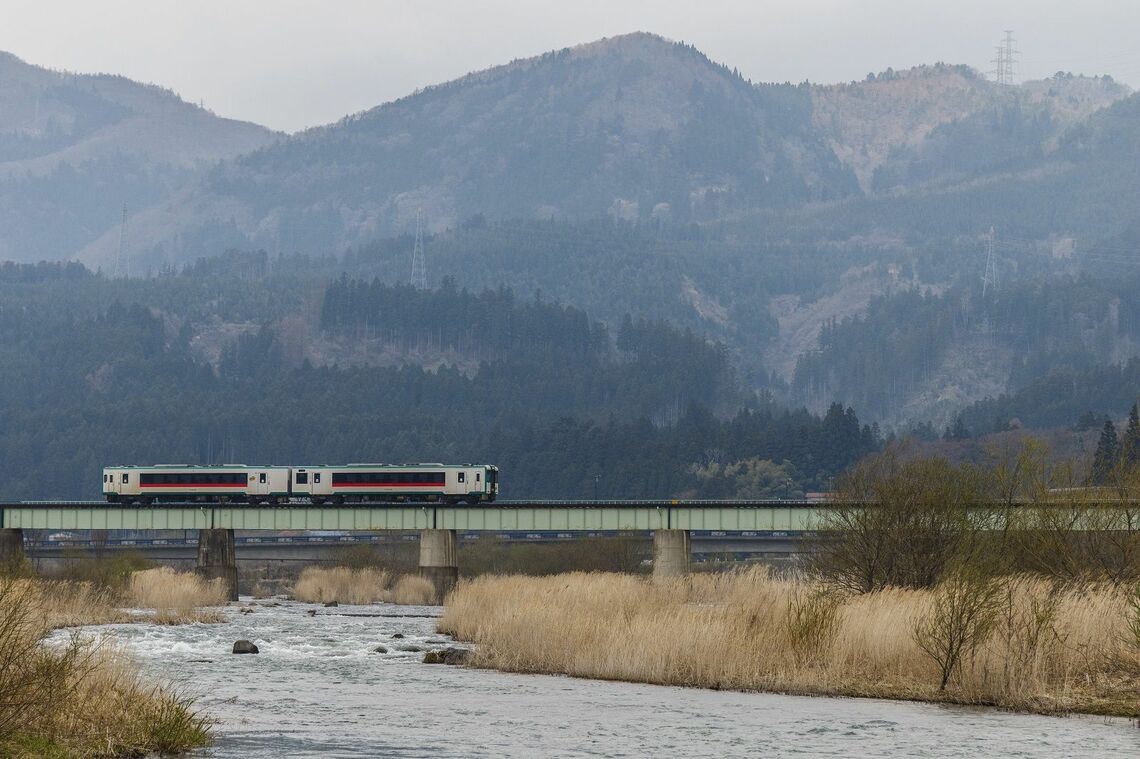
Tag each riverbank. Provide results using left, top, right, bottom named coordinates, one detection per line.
left=438, top=568, right=1140, bottom=718
left=0, top=575, right=216, bottom=756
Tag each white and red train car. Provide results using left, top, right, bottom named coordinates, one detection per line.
left=102, top=463, right=498, bottom=505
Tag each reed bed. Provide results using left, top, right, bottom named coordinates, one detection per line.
left=293, top=567, right=392, bottom=604
left=124, top=567, right=228, bottom=623
left=15, top=579, right=130, bottom=628
left=292, top=567, right=436, bottom=605
left=387, top=574, right=436, bottom=605
left=438, top=568, right=1140, bottom=717
left=0, top=578, right=210, bottom=756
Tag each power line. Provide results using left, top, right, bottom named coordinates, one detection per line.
left=990, top=30, right=1018, bottom=86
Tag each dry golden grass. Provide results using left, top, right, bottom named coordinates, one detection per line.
left=0, top=579, right=210, bottom=756
left=292, top=567, right=437, bottom=605
left=439, top=568, right=1140, bottom=717
left=123, top=567, right=228, bottom=623
left=387, top=574, right=436, bottom=605
left=293, top=567, right=391, bottom=604
left=12, top=579, right=129, bottom=628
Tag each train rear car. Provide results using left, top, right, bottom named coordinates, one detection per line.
left=103, top=465, right=291, bottom=504
left=295, top=463, right=498, bottom=504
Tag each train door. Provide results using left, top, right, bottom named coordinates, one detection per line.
left=294, top=469, right=310, bottom=498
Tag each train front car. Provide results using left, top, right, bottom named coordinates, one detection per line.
left=102, top=465, right=291, bottom=504
left=297, top=463, right=498, bottom=504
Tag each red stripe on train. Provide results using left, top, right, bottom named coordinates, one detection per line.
left=331, top=482, right=444, bottom=488
left=138, top=483, right=247, bottom=488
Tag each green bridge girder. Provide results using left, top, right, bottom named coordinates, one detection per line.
left=0, top=503, right=827, bottom=532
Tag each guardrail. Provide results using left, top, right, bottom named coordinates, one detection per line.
left=24, top=529, right=809, bottom=551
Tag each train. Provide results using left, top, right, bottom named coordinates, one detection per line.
left=102, top=463, right=499, bottom=505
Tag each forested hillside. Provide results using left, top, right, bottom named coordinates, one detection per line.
left=792, top=275, right=1140, bottom=429
left=0, top=261, right=876, bottom=499
left=4, top=34, right=1140, bottom=444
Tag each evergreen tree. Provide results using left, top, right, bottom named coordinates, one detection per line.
left=1090, top=419, right=1120, bottom=484
left=1123, top=403, right=1140, bottom=465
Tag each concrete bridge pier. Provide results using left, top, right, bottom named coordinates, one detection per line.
left=653, top=529, right=690, bottom=579
left=196, top=528, right=238, bottom=601
left=419, top=529, right=458, bottom=603
left=0, top=528, right=25, bottom=573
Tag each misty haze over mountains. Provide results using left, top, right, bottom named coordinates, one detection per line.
left=3, top=31, right=1140, bottom=438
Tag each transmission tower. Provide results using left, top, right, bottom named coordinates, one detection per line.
left=982, top=227, right=998, bottom=297
left=115, top=204, right=129, bottom=279
left=410, top=212, right=427, bottom=290
left=990, top=30, right=1018, bottom=85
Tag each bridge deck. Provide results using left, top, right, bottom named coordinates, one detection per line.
left=0, top=501, right=824, bottom=532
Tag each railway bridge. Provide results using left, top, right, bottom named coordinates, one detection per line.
left=0, top=500, right=823, bottom=600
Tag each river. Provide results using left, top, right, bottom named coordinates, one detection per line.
left=58, top=600, right=1139, bottom=758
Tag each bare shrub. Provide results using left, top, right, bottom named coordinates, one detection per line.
left=59, top=550, right=154, bottom=591
left=812, top=446, right=989, bottom=592
left=785, top=584, right=840, bottom=666
left=912, top=572, right=1003, bottom=691
left=987, top=575, right=1064, bottom=699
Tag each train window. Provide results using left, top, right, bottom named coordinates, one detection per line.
left=314, top=473, right=321, bottom=483
left=297, top=472, right=308, bottom=484
left=476, top=472, right=481, bottom=482
left=259, top=473, right=267, bottom=484
left=121, top=473, right=129, bottom=484
left=458, top=472, right=466, bottom=484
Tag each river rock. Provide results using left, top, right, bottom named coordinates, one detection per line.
left=232, top=640, right=260, bottom=654
left=397, top=644, right=424, bottom=652
left=306, top=609, right=317, bottom=616
left=443, top=648, right=472, bottom=666
left=390, top=632, right=405, bottom=639
left=323, top=601, right=338, bottom=607
left=372, top=645, right=388, bottom=654
left=422, top=650, right=446, bottom=664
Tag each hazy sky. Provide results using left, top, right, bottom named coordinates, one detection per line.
left=5, top=1, right=1140, bottom=133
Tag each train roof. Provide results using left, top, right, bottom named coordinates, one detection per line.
left=104, top=464, right=287, bottom=469
left=295, top=463, right=495, bottom=469
left=104, top=463, right=497, bottom=469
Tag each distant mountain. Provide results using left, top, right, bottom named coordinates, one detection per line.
left=5, top=35, right=1140, bottom=432
left=92, top=32, right=863, bottom=267
left=812, top=65, right=1126, bottom=193
left=0, top=51, right=278, bottom=262
left=76, top=35, right=1130, bottom=271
